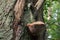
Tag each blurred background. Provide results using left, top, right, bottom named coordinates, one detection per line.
left=44, top=0, right=60, bottom=40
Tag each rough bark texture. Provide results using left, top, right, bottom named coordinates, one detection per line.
left=0, top=0, right=46, bottom=40
left=11, top=0, right=25, bottom=40
left=0, top=0, right=16, bottom=40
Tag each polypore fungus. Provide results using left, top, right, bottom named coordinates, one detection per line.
left=27, top=21, right=45, bottom=35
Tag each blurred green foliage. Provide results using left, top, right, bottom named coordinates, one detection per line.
left=44, top=0, right=60, bottom=40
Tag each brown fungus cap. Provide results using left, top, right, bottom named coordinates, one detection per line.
left=27, top=21, right=45, bottom=27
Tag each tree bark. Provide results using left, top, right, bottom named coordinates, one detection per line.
left=0, top=0, right=46, bottom=40
left=0, top=0, right=16, bottom=40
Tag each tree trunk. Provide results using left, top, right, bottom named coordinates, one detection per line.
left=0, top=0, right=46, bottom=40
left=0, top=0, right=16, bottom=40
